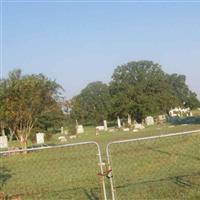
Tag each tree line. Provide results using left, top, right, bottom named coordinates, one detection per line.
left=70, top=60, right=200, bottom=124
left=0, top=60, right=199, bottom=147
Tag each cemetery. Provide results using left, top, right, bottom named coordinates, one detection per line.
left=1, top=63, right=200, bottom=199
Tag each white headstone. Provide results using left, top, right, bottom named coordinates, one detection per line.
left=96, top=126, right=105, bottom=131
left=0, top=136, right=8, bottom=148
left=61, top=127, right=64, bottom=134
left=145, top=116, right=154, bottom=126
left=158, top=115, right=166, bottom=122
left=117, top=116, right=121, bottom=128
left=103, top=120, right=108, bottom=131
left=123, top=128, right=130, bottom=132
left=128, top=114, right=132, bottom=125
left=77, top=125, right=84, bottom=134
left=36, top=133, right=44, bottom=144
left=134, top=123, right=145, bottom=129
left=58, top=136, right=67, bottom=142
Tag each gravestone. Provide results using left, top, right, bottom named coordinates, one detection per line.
left=145, top=116, right=154, bottom=126
left=58, top=136, right=67, bottom=142
left=61, top=127, right=64, bottom=134
left=36, top=133, right=44, bottom=145
left=128, top=114, right=132, bottom=125
left=123, top=128, right=130, bottom=132
left=117, top=117, right=121, bottom=128
left=103, top=120, right=108, bottom=131
left=158, top=115, right=166, bottom=123
left=0, top=136, right=8, bottom=148
left=96, top=126, right=105, bottom=131
left=77, top=125, right=84, bottom=134
left=134, top=123, right=145, bottom=129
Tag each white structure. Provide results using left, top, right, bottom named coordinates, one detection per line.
left=117, top=116, right=121, bottom=128
left=0, top=136, right=8, bottom=148
left=76, top=125, right=84, bottom=134
left=36, top=133, right=44, bottom=145
left=145, top=116, right=154, bottom=126
left=69, top=135, right=77, bottom=139
left=158, top=115, right=166, bottom=123
left=96, top=126, right=105, bottom=131
left=134, top=123, right=145, bottom=129
left=103, top=120, right=108, bottom=131
left=169, top=107, right=191, bottom=117
left=61, top=127, right=64, bottom=134
left=58, top=136, right=67, bottom=142
left=128, top=114, right=132, bottom=125
left=123, top=128, right=130, bottom=132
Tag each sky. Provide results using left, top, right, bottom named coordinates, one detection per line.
left=1, top=1, right=200, bottom=99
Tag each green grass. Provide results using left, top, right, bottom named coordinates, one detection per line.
left=1, top=123, right=200, bottom=199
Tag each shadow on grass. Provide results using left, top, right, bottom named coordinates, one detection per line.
left=0, top=167, right=12, bottom=189
left=83, top=188, right=99, bottom=200
left=116, top=172, right=200, bottom=190
left=168, top=116, right=200, bottom=125
left=146, top=146, right=200, bottom=161
left=6, top=186, right=101, bottom=200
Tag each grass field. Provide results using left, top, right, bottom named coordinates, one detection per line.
left=1, top=123, right=200, bottom=199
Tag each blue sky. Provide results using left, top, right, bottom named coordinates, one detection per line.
left=1, top=1, right=200, bottom=99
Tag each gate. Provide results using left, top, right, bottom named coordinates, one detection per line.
left=0, top=141, right=107, bottom=200
left=1, top=130, right=200, bottom=200
left=106, top=130, right=200, bottom=200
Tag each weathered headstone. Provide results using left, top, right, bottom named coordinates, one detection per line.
left=36, top=133, right=44, bottom=145
left=128, top=114, right=132, bottom=125
left=158, top=115, right=166, bottom=123
left=134, top=123, right=145, bottom=129
left=0, top=136, right=8, bottom=148
left=117, top=116, right=121, bottom=128
left=96, top=126, right=105, bottom=131
left=145, top=116, right=154, bottom=126
left=123, top=128, right=130, bottom=132
left=103, top=120, right=108, bottom=131
left=58, top=136, right=67, bottom=142
left=76, top=125, right=84, bottom=134
left=61, top=127, right=64, bottom=134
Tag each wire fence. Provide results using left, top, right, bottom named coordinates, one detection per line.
left=0, top=142, right=107, bottom=200
left=106, top=130, right=200, bottom=200
left=1, top=130, right=200, bottom=200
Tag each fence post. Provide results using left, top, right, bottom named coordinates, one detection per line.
left=106, top=143, right=116, bottom=200
left=95, top=142, right=108, bottom=200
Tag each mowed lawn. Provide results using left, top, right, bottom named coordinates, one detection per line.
left=1, top=123, right=200, bottom=199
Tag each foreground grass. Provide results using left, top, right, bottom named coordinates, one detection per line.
left=109, top=132, right=200, bottom=200
left=1, top=123, right=200, bottom=199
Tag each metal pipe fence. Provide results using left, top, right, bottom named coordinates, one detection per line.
left=0, top=141, right=107, bottom=200
left=106, top=130, right=200, bottom=200
left=1, top=129, right=200, bottom=200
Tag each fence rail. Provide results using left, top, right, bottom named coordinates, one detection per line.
left=1, top=129, right=200, bottom=200
left=106, top=129, right=200, bottom=200
left=0, top=141, right=107, bottom=200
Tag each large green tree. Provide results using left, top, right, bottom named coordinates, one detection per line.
left=0, top=69, right=63, bottom=148
left=71, top=81, right=111, bottom=125
left=110, top=61, right=179, bottom=122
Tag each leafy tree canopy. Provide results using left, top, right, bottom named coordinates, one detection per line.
left=0, top=69, right=64, bottom=147
left=71, top=81, right=111, bottom=125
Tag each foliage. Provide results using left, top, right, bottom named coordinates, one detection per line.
left=0, top=69, right=63, bottom=148
left=167, top=74, right=200, bottom=109
left=110, top=61, right=179, bottom=122
left=70, top=81, right=111, bottom=125
left=70, top=60, right=199, bottom=123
